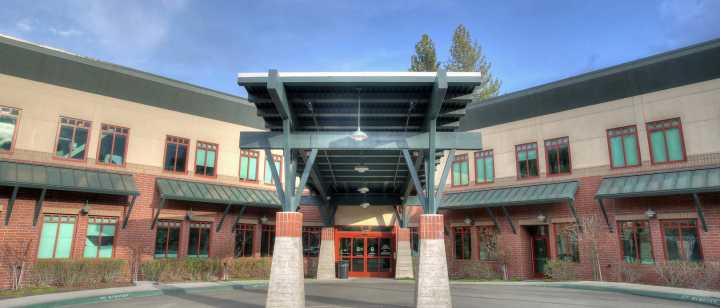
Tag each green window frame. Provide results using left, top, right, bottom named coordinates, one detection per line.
left=239, top=150, right=259, bottom=181
left=662, top=220, right=702, bottom=262
left=154, top=220, right=181, bottom=259
left=55, top=117, right=91, bottom=160
left=83, top=216, right=117, bottom=258
left=647, top=118, right=686, bottom=164
left=234, top=223, right=254, bottom=257
left=187, top=222, right=211, bottom=258
left=545, top=137, right=571, bottom=175
left=163, top=136, right=189, bottom=173
left=195, top=141, right=218, bottom=177
left=451, top=154, right=470, bottom=187
left=619, top=220, right=654, bottom=264
left=0, top=106, right=20, bottom=152
left=264, top=155, right=282, bottom=185
left=260, top=224, right=275, bottom=257
left=607, top=126, right=641, bottom=168
left=478, top=226, right=497, bottom=261
left=453, top=226, right=472, bottom=260
left=38, top=215, right=77, bottom=259
left=474, top=150, right=494, bottom=184
left=555, top=223, right=579, bottom=262
left=97, top=124, right=129, bottom=166
left=516, top=143, right=539, bottom=179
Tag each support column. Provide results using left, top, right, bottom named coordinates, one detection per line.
left=416, top=214, right=451, bottom=308
left=395, top=227, right=414, bottom=279
left=316, top=227, right=336, bottom=279
left=266, top=212, right=305, bottom=308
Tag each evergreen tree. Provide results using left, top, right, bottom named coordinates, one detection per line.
left=446, top=24, right=501, bottom=99
left=409, top=34, right=439, bottom=72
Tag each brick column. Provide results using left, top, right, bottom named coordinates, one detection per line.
left=395, top=227, right=414, bottom=279
left=316, top=227, right=336, bottom=279
left=266, top=212, right=305, bottom=308
left=415, top=214, right=451, bottom=307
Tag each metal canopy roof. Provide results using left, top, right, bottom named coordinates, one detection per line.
left=439, top=181, right=579, bottom=209
left=595, top=166, right=720, bottom=199
left=156, top=178, right=281, bottom=208
left=238, top=71, right=481, bottom=198
left=0, top=160, right=138, bottom=196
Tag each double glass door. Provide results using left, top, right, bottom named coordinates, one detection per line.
left=338, top=234, right=394, bottom=277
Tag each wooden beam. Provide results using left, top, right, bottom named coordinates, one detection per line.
left=150, top=198, right=166, bottom=230
left=32, top=189, right=46, bottom=227
left=3, top=186, right=18, bottom=226
left=122, top=195, right=137, bottom=229
left=692, top=193, right=708, bottom=232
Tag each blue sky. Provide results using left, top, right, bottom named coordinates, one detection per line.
left=1, top=0, right=719, bottom=98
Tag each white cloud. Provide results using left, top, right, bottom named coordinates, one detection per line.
left=658, top=0, right=720, bottom=43
left=49, top=27, right=83, bottom=37
left=15, top=18, right=33, bottom=32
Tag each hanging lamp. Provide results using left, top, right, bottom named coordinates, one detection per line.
left=351, top=88, right=368, bottom=141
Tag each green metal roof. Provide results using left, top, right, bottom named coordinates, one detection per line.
left=439, top=181, right=579, bottom=209
left=156, top=178, right=281, bottom=208
left=596, top=167, right=720, bottom=199
left=0, top=160, right=138, bottom=196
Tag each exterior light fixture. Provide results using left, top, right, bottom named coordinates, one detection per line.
left=80, top=200, right=90, bottom=215
left=354, top=165, right=370, bottom=173
left=536, top=213, right=547, bottom=223
left=645, top=208, right=657, bottom=219
left=360, top=202, right=371, bottom=209
left=464, top=217, right=473, bottom=225
left=260, top=215, right=269, bottom=224
left=186, top=209, right=193, bottom=221
left=357, top=186, right=370, bottom=194
left=351, top=88, right=368, bottom=142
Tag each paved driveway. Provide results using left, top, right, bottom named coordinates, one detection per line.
left=69, top=280, right=712, bottom=308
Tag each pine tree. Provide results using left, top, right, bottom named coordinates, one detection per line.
left=409, top=34, right=439, bottom=72
left=446, top=25, right=501, bottom=99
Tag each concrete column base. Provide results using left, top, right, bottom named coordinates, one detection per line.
left=415, top=214, right=452, bottom=308
left=395, top=227, right=414, bottom=279
left=316, top=227, right=336, bottom=280
left=266, top=212, right=305, bottom=308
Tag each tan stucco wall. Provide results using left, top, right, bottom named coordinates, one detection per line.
left=334, top=206, right=397, bottom=226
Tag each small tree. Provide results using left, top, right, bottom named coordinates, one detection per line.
left=494, top=234, right=513, bottom=280
left=409, top=34, right=439, bottom=72
left=1, top=239, right=33, bottom=290
left=446, top=24, right=501, bottom=100
left=128, top=242, right=148, bottom=283
left=578, top=215, right=604, bottom=281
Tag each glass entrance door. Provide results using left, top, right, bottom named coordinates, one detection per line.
left=530, top=226, right=549, bottom=278
left=337, top=231, right=394, bottom=278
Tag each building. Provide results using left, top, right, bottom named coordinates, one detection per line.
left=0, top=33, right=719, bottom=304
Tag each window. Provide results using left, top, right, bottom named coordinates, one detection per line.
left=451, top=154, right=469, bottom=186
left=619, top=221, right=653, bottom=264
left=302, top=227, right=321, bottom=257
left=264, top=155, right=283, bottom=185
left=516, top=143, right=539, bottom=178
left=261, top=225, right=275, bottom=256
left=55, top=117, right=91, bottom=160
left=474, top=150, right=494, bottom=184
left=188, top=222, right=211, bottom=258
left=154, top=220, right=181, bottom=258
left=454, top=226, right=472, bottom=260
left=97, top=124, right=129, bottom=166
left=83, top=217, right=117, bottom=258
left=545, top=137, right=571, bottom=175
left=607, top=126, right=641, bottom=168
left=38, top=215, right=77, bottom=259
left=195, top=142, right=218, bottom=177
left=234, top=224, right=254, bottom=257
left=555, top=223, right=579, bottom=262
left=239, top=150, right=259, bottom=181
left=662, top=220, right=701, bottom=262
left=647, top=118, right=686, bottom=164
left=0, top=106, right=20, bottom=152
left=410, top=227, right=419, bottom=257
left=163, top=136, right=189, bottom=172
left=478, top=226, right=497, bottom=261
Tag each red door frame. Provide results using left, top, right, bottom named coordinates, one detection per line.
left=335, top=228, right=395, bottom=278
left=530, top=231, right=549, bottom=278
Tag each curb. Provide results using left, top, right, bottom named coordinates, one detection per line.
left=22, top=282, right=268, bottom=308
left=543, top=283, right=720, bottom=307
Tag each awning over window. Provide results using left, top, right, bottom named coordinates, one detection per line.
left=156, top=178, right=281, bottom=208
left=441, top=181, right=579, bottom=209
left=0, top=160, right=138, bottom=196
left=595, top=167, right=720, bottom=199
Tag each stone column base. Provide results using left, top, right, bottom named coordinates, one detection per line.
left=415, top=214, right=452, bottom=308
left=266, top=212, right=305, bottom=308
left=395, top=227, right=414, bottom=279
left=316, top=227, right=336, bottom=280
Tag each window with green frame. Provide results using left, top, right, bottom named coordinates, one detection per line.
left=0, top=106, right=20, bottom=152
left=239, top=150, right=259, bottom=181
left=195, top=142, right=218, bottom=177
left=516, top=143, right=539, bottom=178
left=647, top=118, right=685, bottom=164
left=607, top=126, right=641, bottom=168
left=662, top=220, right=701, bottom=262
left=264, top=155, right=282, bottom=184
left=619, top=220, right=653, bottom=264
left=451, top=154, right=469, bottom=186
left=474, top=150, right=494, bottom=183
left=55, top=117, right=91, bottom=160
left=478, top=226, right=497, bottom=261
left=38, top=215, right=77, bottom=259
left=83, top=217, right=117, bottom=258
left=555, top=223, right=579, bottom=262
left=187, top=222, right=211, bottom=258
left=154, top=220, right=181, bottom=258
left=454, top=226, right=472, bottom=259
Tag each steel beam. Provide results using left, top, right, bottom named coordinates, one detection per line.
left=567, top=199, right=582, bottom=230
left=232, top=205, right=248, bottom=232
left=435, top=149, right=455, bottom=200
left=401, top=151, right=423, bottom=198
left=596, top=198, right=613, bottom=232
left=692, top=193, right=708, bottom=232
left=426, top=69, right=448, bottom=121
left=293, top=149, right=318, bottom=209
left=122, top=195, right=137, bottom=229
left=485, top=207, right=501, bottom=233
left=216, top=203, right=233, bottom=232
left=4, top=186, right=18, bottom=225
left=402, top=150, right=427, bottom=208
left=501, top=206, right=516, bottom=234
left=426, top=120, right=437, bottom=213
left=32, top=189, right=46, bottom=227
left=330, top=194, right=402, bottom=206
left=150, top=198, right=166, bottom=230
left=264, top=148, right=286, bottom=207
left=239, top=131, right=482, bottom=150
left=267, top=69, right=296, bottom=126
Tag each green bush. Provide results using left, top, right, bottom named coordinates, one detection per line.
left=226, top=258, right=271, bottom=280
left=655, top=261, right=720, bottom=290
left=32, top=259, right=126, bottom=288
left=450, top=261, right=501, bottom=280
left=141, top=258, right=223, bottom=282
left=543, top=260, right=576, bottom=281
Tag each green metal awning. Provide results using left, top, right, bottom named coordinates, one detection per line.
left=0, top=160, right=138, bottom=195
left=595, top=166, right=720, bottom=232
left=441, top=181, right=579, bottom=209
left=156, top=178, right=281, bottom=208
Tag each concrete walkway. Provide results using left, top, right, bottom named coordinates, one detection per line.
left=1, top=279, right=718, bottom=307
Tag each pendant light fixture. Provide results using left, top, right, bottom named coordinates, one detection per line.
left=351, top=88, right=368, bottom=141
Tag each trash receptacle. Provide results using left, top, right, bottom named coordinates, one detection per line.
left=336, top=260, right=349, bottom=279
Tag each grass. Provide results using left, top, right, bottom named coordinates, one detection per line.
left=0, top=286, right=60, bottom=299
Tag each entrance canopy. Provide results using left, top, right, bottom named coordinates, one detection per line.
left=237, top=71, right=482, bottom=213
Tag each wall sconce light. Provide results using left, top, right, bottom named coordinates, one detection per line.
left=464, top=217, right=473, bottom=225
left=260, top=215, right=269, bottom=224
left=536, top=213, right=547, bottom=223
left=80, top=200, right=90, bottom=215
left=185, top=209, right=193, bottom=221
left=645, top=208, right=657, bottom=219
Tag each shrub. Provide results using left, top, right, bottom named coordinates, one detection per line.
left=141, top=258, right=223, bottom=282
left=617, top=263, right=643, bottom=283
left=543, top=260, right=576, bottom=281
left=32, top=259, right=126, bottom=288
left=226, top=258, right=271, bottom=280
left=655, top=261, right=720, bottom=290
left=451, top=261, right=501, bottom=280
